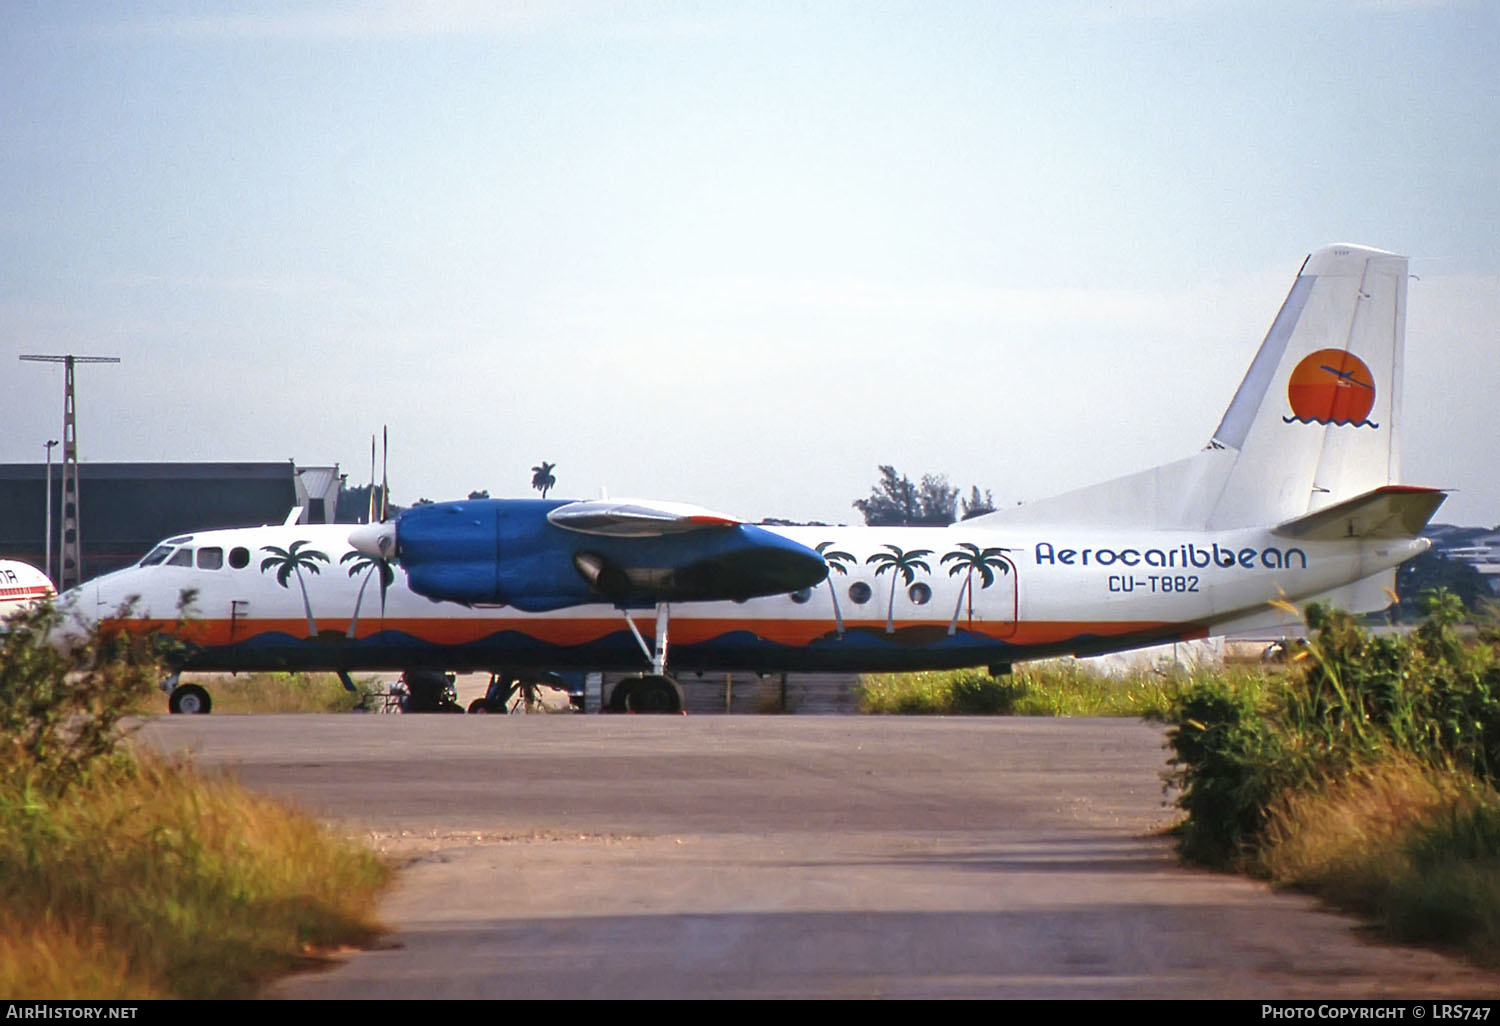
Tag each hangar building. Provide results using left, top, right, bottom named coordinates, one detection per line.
left=0, top=462, right=340, bottom=586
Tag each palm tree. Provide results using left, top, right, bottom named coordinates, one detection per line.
left=865, top=543, right=933, bottom=634
left=259, top=540, right=331, bottom=638
left=941, top=543, right=1012, bottom=635
left=531, top=461, right=557, bottom=498
left=815, top=541, right=858, bottom=638
left=340, top=549, right=395, bottom=638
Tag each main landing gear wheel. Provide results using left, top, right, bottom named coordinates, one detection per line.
left=610, top=675, right=683, bottom=714
left=399, top=671, right=465, bottom=713
left=169, top=683, right=212, bottom=715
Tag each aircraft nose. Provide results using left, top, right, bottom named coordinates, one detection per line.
left=49, top=582, right=98, bottom=650
left=348, top=522, right=397, bottom=560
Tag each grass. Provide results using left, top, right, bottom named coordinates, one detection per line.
left=1155, top=596, right=1500, bottom=967
left=0, top=600, right=391, bottom=998
left=0, top=751, right=390, bottom=998
left=1260, top=756, right=1500, bottom=964
left=142, top=671, right=383, bottom=714
left=859, top=662, right=1179, bottom=717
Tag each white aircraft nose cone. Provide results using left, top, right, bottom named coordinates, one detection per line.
left=348, top=522, right=396, bottom=560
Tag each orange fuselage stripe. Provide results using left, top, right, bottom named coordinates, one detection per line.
left=102, top=615, right=1192, bottom=649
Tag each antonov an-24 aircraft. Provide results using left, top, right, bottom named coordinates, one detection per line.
left=68, top=244, right=1444, bottom=714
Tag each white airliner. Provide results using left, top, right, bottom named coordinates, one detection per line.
left=65, top=244, right=1443, bottom=714
left=1, top=559, right=56, bottom=618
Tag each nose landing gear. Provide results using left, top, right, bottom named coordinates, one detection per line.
left=167, top=682, right=212, bottom=715
left=606, top=602, right=685, bottom=714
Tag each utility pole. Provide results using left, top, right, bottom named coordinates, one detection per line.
left=43, top=438, right=58, bottom=585
left=20, top=354, right=121, bottom=590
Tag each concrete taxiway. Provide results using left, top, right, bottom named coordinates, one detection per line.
left=135, top=715, right=1500, bottom=999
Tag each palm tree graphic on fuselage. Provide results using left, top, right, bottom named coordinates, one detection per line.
left=940, top=543, right=1012, bottom=636
left=340, top=549, right=395, bottom=638
left=259, top=540, right=331, bottom=638
left=815, top=541, right=858, bottom=638
left=866, top=543, right=933, bottom=634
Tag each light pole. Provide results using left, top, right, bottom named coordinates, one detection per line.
left=44, top=439, right=59, bottom=585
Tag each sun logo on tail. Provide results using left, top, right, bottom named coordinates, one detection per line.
left=1284, top=349, right=1379, bottom=428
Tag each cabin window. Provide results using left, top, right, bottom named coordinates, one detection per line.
left=908, top=582, right=932, bottom=605
left=789, top=588, right=812, bottom=604
left=197, top=547, right=223, bottom=570
left=229, top=547, right=250, bottom=569
left=166, top=548, right=194, bottom=568
left=140, top=546, right=173, bottom=567
left=848, top=581, right=873, bottom=605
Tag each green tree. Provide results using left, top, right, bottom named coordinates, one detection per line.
left=940, top=543, right=1012, bottom=635
left=916, top=474, right=959, bottom=524
left=960, top=486, right=996, bottom=520
left=853, top=466, right=981, bottom=526
left=853, top=466, right=922, bottom=525
left=815, top=541, right=858, bottom=637
left=334, top=482, right=404, bottom=524
left=531, top=461, right=557, bottom=498
left=340, top=549, right=396, bottom=638
left=866, top=544, right=933, bottom=633
left=260, top=540, right=331, bottom=638
left=1396, top=550, right=1487, bottom=622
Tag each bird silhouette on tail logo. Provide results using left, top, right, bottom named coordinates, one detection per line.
left=1284, top=349, right=1379, bottom=428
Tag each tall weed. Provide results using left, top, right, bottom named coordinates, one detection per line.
left=0, top=599, right=178, bottom=797
left=1160, top=599, right=1500, bottom=868
left=1261, top=757, right=1500, bottom=964
left=0, top=600, right=390, bottom=997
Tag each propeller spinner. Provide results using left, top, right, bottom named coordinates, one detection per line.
left=348, top=520, right=397, bottom=560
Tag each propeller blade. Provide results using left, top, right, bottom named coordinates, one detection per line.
left=367, top=434, right=376, bottom=523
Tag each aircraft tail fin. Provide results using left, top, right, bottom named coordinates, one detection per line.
left=1203, top=244, right=1409, bottom=529
left=974, top=244, right=1412, bottom=531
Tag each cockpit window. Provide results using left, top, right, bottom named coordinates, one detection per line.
left=140, top=545, right=174, bottom=567
left=166, top=548, right=194, bottom=568
left=197, top=547, right=223, bottom=570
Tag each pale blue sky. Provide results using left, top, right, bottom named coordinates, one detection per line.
left=4, top=1, right=1497, bottom=526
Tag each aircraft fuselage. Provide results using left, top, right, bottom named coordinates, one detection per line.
left=73, top=520, right=1423, bottom=676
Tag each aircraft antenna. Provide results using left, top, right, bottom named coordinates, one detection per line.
left=19, top=354, right=121, bottom=590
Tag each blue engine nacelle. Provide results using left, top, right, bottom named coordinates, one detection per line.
left=392, top=499, right=827, bottom=611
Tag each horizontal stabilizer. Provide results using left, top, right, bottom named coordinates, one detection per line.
left=1271, top=485, right=1446, bottom=541
left=547, top=499, right=741, bottom=537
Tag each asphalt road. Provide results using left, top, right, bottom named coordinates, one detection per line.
left=135, top=714, right=1500, bottom=999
